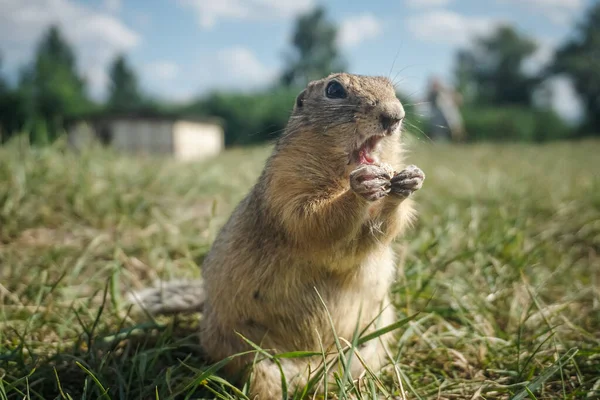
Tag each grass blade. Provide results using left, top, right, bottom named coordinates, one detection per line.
left=357, top=313, right=420, bottom=346
left=511, top=348, right=579, bottom=400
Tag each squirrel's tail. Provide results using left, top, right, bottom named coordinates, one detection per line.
left=127, top=279, right=205, bottom=315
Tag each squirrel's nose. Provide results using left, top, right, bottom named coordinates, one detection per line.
left=380, top=113, right=403, bottom=132
left=379, top=102, right=405, bottom=132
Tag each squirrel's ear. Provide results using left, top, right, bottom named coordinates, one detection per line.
left=294, top=89, right=307, bottom=110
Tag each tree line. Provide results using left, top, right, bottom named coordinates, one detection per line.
left=0, top=3, right=598, bottom=146
left=453, top=2, right=600, bottom=141
left=0, top=26, right=155, bottom=144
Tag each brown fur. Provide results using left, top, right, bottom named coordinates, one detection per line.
left=129, top=73, right=425, bottom=398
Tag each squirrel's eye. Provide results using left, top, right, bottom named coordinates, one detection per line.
left=325, top=80, right=347, bottom=99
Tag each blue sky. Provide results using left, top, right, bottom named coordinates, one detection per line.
left=0, top=0, right=594, bottom=120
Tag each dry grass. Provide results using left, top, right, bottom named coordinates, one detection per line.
left=0, top=135, right=599, bottom=399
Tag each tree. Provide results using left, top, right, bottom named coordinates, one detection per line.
left=454, top=49, right=478, bottom=104
left=454, top=25, right=540, bottom=105
left=281, top=7, right=346, bottom=87
left=107, top=54, right=143, bottom=112
left=0, top=55, right=9, bottom=140
left=0, top=53, right=28, bottom=142
left=33, top=26, right=90, bottom=116
left=185, top=87, right=297, bottom=146
left=18, top=25, right=91, bottom=141
left=552, top=2, right=600, bottom=134
left=0, top=54, right=7, bottom=94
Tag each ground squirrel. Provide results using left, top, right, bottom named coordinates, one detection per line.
left=129, top=73, right=425, bottom=398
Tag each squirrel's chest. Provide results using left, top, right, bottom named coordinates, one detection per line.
left=320, top=249, right=396, bottom=336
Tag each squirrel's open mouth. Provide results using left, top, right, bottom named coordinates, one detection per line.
left=352, top=135, right=385, bottom=165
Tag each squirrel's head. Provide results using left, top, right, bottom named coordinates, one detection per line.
left=287, top=73, right=405, bottom=167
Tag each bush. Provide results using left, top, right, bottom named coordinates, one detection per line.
left=184, top=90, right=573, bottom=146
left=462, top=106, right=573, bottom=142
left=185, top=87, right=298, bottom=147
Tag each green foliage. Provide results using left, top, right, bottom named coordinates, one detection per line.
left=0, top=58, right=28, bottom=142
left=0, top=25, right=92, bottom=143
left=455, top=25, right=540, bottom=106
left=280, top=7, right=346, bottom=87
left=185, top=87, right=298, bottom=146
left=461, top=105, right=572, bottom=142
left=26, top=26, right=91, bottom=126
left=552, top=1, right=600, bottom=135
left=451, top=23, right=586, bottom=142
left=0, top=92, right=27, bottom=143
left=0, top=55, right=6, bottom=93
left=107, top=54, right=143, bottom=112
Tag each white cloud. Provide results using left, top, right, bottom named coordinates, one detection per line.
left=141, top=48, right=277, bottom=104
left=86, top=66, right=110, bottom=95
left=145, top=61, right=180, bottom=81
left=406, top=10, right=502, bottom=45
left=215, top=46, right=276, bottom=89
left=178, top=0, right=315, bottom=29
left=549, top=76, right=583, bottom=122
left=405, top=0, right=453, bottom=8
left=338, top=14, right=383, bottom=48
left=253, top=0, right=314, bottom=17
left=0, top=0, right=140, bottom=99
left=534, top=75, right=583, bottom=122
left=523, top=38, right=556, bottom=75
left=499, top=0, right=584, bottom=25
left=503, top=0, right=583, bottom=10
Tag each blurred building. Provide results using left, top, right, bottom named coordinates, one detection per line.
left=67, top=112, right=224, bottom=161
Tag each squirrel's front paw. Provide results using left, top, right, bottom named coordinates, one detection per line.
left=350, top=164, right=393, bottom=201
left=390, top=165, right=425, bottom=198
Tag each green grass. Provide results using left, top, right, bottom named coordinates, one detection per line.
left=1, top=134, right=599, bottom=399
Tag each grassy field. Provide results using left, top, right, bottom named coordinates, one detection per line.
left=0, top=135, right=599, bottom=399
